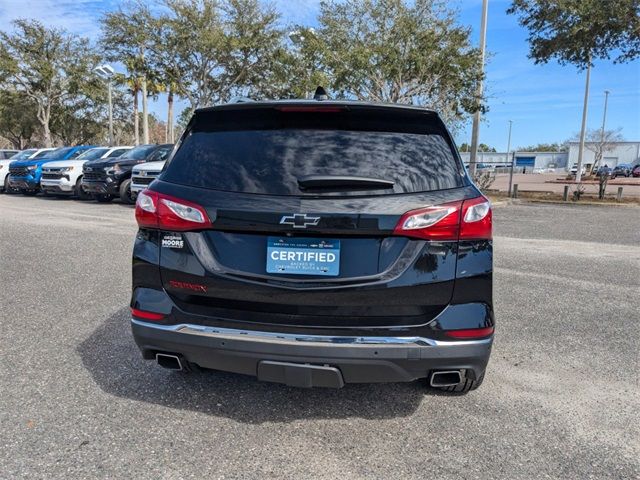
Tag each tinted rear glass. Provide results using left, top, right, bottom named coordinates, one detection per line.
left=163, top=106, right=463, bottom=196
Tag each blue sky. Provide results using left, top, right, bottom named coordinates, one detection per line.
left=2, top=0, right=639, bottom=149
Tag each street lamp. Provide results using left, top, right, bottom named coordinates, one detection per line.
left=94, top=64, right=115, bottom=146
left=468, top=0, right=489, bottom=177
left=600, top=90, right=610, bottom=143
left=505, top=120, right=515, bottom=197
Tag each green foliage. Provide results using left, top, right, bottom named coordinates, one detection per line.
left=0, top=19, right=100, bottom=146
left=0, top=91, right=39, bottom=149
left=295, top=0, right=484, bottom=125
left=459, top=142, right=496, bottom=152
left=517, top=142, right=567, bottom=152
left=507, top=0, right=640, bottom=68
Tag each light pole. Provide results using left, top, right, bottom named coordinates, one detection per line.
left=575, top=61, right=591, bottom=183
left=94, top=64, right=115, bottom=146
left=506, top=120, right=515, bottom=196
left=468, top=0, right=489, bottom=177
left=600, top=90, right=610, bottom=143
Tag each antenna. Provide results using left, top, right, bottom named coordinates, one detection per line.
left=313, top=86, right=329, bottom=101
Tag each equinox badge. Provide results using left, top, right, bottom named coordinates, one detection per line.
left=280, top=213, right=321, bottom=229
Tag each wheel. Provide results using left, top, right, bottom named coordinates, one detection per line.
left=2, top=175, right=8, bottom=193
left=429, top=371, right=485, bottom=394
left=95, top=194, right=113, bottom=203
left=75, top=177, right=91, bottom=200
left=119, top=178, right=133, bottom=204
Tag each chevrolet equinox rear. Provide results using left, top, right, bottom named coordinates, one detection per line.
left=131, top=100, right=494, bottom=392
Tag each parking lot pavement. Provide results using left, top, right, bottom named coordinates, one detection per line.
left=1, top=195, right=638, bottom=479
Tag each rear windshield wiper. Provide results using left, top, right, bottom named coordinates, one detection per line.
left=297, top=175, right=395, bottom=190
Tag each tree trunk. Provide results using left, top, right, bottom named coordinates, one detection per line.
left=133, top=88, right=140, bottom=146
left=167, top=89, right=174, bottom=143
left=38, top=104, right=53, bottom=148
left=141, top=77, right=149, bottom=144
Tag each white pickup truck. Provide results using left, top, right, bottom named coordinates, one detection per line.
left=40, top=146, right=132, bottom=198
left=1, top=148, right=56, bottom=192
left=130, top=160, right=166, bottom=199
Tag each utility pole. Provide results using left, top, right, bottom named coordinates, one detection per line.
left=469, top=0, right=489, bottom=177
left=575, top=61, right=591, bottom=183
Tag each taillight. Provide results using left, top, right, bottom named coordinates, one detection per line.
left=393, top=196, right=492, bottom=241
left=459, top=196, right=492, bottom=240
left=135, top=190, right=212, bottom=231
left=393, top=201, right=462, bottom=240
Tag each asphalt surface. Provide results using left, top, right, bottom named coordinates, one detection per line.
left=1, top=195, right=638, bottom=479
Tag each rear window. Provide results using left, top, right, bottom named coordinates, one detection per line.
left=163, top=106, right=463, bottom=196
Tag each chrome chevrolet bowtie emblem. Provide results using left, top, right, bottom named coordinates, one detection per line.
left=280, top=213, right=321, bottom=228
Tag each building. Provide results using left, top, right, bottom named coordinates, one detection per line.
left=566, top=141, right=640, bottom=170
left=460, top=141, right=640, bottom=172
left=459, top=151, right=568, bottom=172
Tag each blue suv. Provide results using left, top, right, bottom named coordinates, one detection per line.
left=8, top=146, right=96, bottom=195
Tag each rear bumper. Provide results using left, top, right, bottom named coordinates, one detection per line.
left=131, top=318, right=493, bottom=386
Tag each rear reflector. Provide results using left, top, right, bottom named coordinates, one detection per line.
left=445, top=326, right=494, bottom=339
left=135, top=190, right=212, bottom=231
left=393, top=195, right=492, bottom=241
left=131, top=308, right=165, bottom=321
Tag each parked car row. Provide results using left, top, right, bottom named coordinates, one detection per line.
left=0, top=144, right=173, bottom=203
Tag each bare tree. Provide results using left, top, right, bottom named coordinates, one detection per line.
left=571, top=128, right=625, bottom=172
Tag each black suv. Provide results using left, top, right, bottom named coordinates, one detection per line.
left=131, top=100, right=494, bottom=392
left=82, top=144, right=173, bottom=203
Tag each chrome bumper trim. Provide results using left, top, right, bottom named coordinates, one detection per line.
left=131, top=319, right=493, bottom=347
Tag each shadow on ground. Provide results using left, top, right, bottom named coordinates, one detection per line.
left=78, top=308, right=432, bottom=423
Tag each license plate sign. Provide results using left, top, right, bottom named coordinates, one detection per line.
left=267, top=237, right=340, bottom=276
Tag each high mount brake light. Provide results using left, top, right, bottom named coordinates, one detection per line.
left=135, top=190, right=212, bottom=231
left=275, top=106, right=345, bottom=113
left=393, top=196, right=492, bottom=241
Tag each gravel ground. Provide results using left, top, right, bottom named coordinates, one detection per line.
left=0, top=195, right=638, bottom=479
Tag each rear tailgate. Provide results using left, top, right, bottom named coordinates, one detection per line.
left=153, top=102, right=473, bottom=328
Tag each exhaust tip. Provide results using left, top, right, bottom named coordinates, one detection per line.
left=430, top=370, right=462, bottom=387
left=156, top=353, right=183, bottom=371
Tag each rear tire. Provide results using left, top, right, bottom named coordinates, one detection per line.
left=119, top=178, right=133, bottom=204
left=429, top=371, right=485, bottom=394
left=95, top=194, right=113, bottom=203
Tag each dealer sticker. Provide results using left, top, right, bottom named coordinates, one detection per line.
left=162, top=234, right=184, bottom=249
